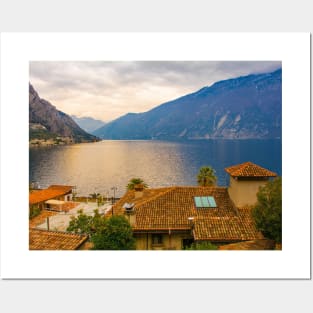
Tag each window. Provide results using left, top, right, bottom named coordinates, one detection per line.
left=152, top=234, right=163, bottom=245
left=182, top=238, right=194, bottom=249
left=194, top=196, right=217, bottom=208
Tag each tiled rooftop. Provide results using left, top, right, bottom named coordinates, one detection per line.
left=29, top=185, right=74, bottom=205
left=193, top=207, right=264, bottom=241
left=29, top=228, right=88, bottom=250
left=112, top=187, right=261, bottom=241
left=225, top=162, right=277, bottom=178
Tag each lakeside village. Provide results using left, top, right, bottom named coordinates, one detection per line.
left=29, top=161, right=282, bottom=251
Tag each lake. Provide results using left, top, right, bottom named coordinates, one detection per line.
left=29, top=139, right=282, bottom=197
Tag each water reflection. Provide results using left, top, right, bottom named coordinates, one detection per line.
left=29, top=139, right=282, bottom=197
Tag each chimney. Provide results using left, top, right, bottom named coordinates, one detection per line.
left=123, top=203, right=136, bottom=226
left=134, top=184, right=144, bottom=199
left=127, top=211, right=136, bottom=227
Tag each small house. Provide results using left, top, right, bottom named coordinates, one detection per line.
left=110, top=185, right=263, bottom=250
left=29, top=185, right=74, bottom=215
left=225, top=161, right=277, bottom=207
left=110, top=162, right=277, bottom=250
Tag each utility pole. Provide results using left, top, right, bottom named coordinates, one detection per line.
left=111, top=186, right=117, bottom=204
left=111, top=186, right=117, bottom=216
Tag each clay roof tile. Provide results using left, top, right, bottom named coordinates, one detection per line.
left=29, top=185, right=73, bottom=205
left=225, top=161, right=277, bottom=178
left=111, top=187, right=261, bottom=241
left=29, top=228, right=88, bottom=250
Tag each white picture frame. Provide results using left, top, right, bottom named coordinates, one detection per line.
left=0, top=32, right=310, bottom=279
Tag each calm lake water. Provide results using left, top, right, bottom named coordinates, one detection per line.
left=29, top=139, right=282, bottom=197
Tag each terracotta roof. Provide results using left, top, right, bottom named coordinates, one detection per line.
left=193, top=207, right=264, bottom=242
left=29, top=228, right=88, bottom=250
left=111, top=187, right=261, bottom=241
left=29, top=185, right=73, bottom=205
left=218, top=239, right=275, bottom=250
left=225, top=162, right=277, bottom=178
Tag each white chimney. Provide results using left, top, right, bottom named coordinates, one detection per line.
left=123, top=203, right=136, bottom=226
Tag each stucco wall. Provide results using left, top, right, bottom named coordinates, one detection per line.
left=228, top=176, right=268, bottom=207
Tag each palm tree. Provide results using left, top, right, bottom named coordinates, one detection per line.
left=197, top=166, right=217, bottom=186
left=126, top=178, right=148, bottom=190
left=89, top=192, right=100, bottom=199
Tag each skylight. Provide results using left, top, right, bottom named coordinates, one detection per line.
left=194, top=196, right=217, bottom=208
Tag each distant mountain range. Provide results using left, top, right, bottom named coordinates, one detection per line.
left=71, top=115, right=106, bottom=133
left=29, top=84, right=98, bottom=144
left=93, top=69, right=282, bottom=140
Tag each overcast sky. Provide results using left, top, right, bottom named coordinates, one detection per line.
left=30, top=61, right=281, bottom=122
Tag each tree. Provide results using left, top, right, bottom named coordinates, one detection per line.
left=67, top=210, right=135, bottom=250
left=197, top=166, right=217, bottom=186
left=126, top=178, right=148, bottom=190
left=89, top=192, right=100, bottom=199
left=91, top=215, right=136, bottom=250
left=184, top=241, right=218, bottom=250
left=252, top=177, right=282, bottom=243
left=67, top=209, right=104, bottom=236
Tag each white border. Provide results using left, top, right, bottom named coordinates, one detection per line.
left=0, top=33, right=310, bottom=279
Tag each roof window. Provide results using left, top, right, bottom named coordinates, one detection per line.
left=194, top=196, right=217, bottom=208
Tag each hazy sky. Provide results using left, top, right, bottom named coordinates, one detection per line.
left=30, top=61, right=281, bottom=122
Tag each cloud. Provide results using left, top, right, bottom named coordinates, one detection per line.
left=30, top=61, right=281, bottom=121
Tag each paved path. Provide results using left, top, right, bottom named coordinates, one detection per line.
left=36, top=202, right=112, bottom=232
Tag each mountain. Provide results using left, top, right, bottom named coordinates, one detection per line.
left=29, top=83, right=98, bottom=144
left=93, top=69, right=282, bottom=140
left=71, top=115, right=106, bottom=133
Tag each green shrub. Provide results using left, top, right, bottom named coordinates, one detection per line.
left=185, top=241, right=218, bottom=250
left=29, top=207, right=41, bottom=219
left=252, top=177, right=282, bottom=243
left=91, top=215, right=135, bottom=250
left=67, top=210, right=135, bottom=250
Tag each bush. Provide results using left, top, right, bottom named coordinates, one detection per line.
left=91, top=215, right=135, bottom=250
left=184, top=241, right=218, bottom=250
left=252, top=177, right=282, bottom=243
left=67, top=210, right=135, bottom=250
left=29, top=207, right=41, bottom=219
left=67, top=209, right=104, bottom=236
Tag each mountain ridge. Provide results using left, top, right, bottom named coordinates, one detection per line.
left=29, top=84, right=99, bottom=144
left=71, top=115, right=106, bottom=133
left=93, top=68, right=282, bottom=140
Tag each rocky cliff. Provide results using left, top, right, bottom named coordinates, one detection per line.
left=29, top=83, right=98, bottom=143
